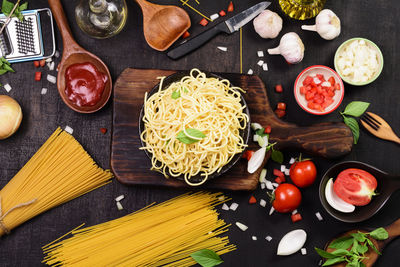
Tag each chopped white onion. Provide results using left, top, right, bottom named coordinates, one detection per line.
left=318, top=259, right=323, bottom=266
left=253, top=134, right=259, bottom=142
left=252, top=236, right=257, bottom=241
left=217, top=46, right=227, bottom=51
left=230, top=202, right=239, bottom=211
left=284, top=169, right=290, bottom=176
left=315, top=212, right=323, bottom=221
left=259, top=168, right=267, bottom=183
left=266, top=180, right=274, bottom=190
left=260, top=183, right=266, bottom=189
left=257, top=50, right=264, bottom=57
left=259, top=199, right=266, bottom=207
left=222, top=203, right=229, bottom=211
left=55, top=51, right=60, bottom=58
left=247, top=68, right=254, bottom=75
left=313, top=77, right=321, bottom=84
left=291, top=209, right=298, bottom=215
left=257, top=60, right=264, bottom=66
left=321, top=81, right=331, bottom=87
left=251, top=122, right=262, bottom=130
left=3, top=83, right=12, bottom=92
left=48, top=62, right=55, bottom=71
left=116, top=201, right=123, bottom=210
left=64, top=126, right=73, bottom=134
left=265, top=235, right=273, bottom=242
left=210, top=13, right=219, bottom=21
left=301, top=248, right=307, bottom=255
left=289, top=157, right=295, bottom=164
left=46, top=57, right=53, bottom=62
left=115, top=195, right=124, bottom=202
left=280, top=165, right=286, bottom=172
left=272, top=182, right=279, bottom=188
left=41, top=88, right=48, bottom=95
left=47, top=74, right=57, bottom=84
left=235, top=222, right=248, bottom=231
left=262, top=63, right=268, bottom=71
left=269, top=206, right=275, bottom=215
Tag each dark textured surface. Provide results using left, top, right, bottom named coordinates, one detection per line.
left=0, top=0, right=399, bottom=266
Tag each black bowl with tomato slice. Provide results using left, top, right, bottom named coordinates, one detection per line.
left=319, top=161, right=400, bottom=223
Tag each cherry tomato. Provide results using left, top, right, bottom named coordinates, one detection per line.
left=272, top=184, right=302, bottom=213
left=333, top=168, right=377, bottom=206
left=289, top=160, right=317, bottom=188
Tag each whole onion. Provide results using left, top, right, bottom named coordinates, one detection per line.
left=0, top=95, right=23, bottom=140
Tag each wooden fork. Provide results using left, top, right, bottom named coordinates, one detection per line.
left=360, top=112, right=400, bottom=144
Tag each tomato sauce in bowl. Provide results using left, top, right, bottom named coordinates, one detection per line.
left=65, top=62, right=108, bottom=107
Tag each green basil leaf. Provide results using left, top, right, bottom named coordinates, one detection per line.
left=185, top=128, right=206, bottom=139
left=271, top=149, right=284, bottom=164
left=176, top=128, right=206, bottom=144
left=19, top=1, right=28, bottom=11
left=256, top=128, right=265, bottom=136
left=331, top=249, right=351, bottom=257
left=3, top=63, right=14, bottom=72
left=342, top=101, right=370, bottom=117
left=314, top=247, right=337, bottom=259
left=346, top=261, right=361, bottom=267
left=1, top=0, right=14, bottom=15
left=171, top=90, right=180, bottom=99
left=329, top=236, right=354, bottom=250
left=322, top=257, right=347, bottom=266
left=350, top=239, right=360, bottom=254
left=343, top=116, right=359, bottom=144
left=356, top=243, right=368, bottom=254
left=351, top=233, right=366, bottom=243
left=0, top=69, right=8, bottom=75
left=190, top=249, right=223, bottom=267
left=360, top=262, right=366, bottom=267
left=366, top=239, right=381, bottom=255
left=369, top=227, right=388, bottom=240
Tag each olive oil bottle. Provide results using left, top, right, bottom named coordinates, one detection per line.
left=279, top=0, right=326, bottom=20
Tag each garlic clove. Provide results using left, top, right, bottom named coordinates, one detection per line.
left=302, top=9, right=341, bottom=40
left=253, top=10, right=283, bottom=39
left=268, top=32, right=304, bottom=64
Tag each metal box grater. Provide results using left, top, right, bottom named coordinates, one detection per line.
left=0, top=8, right=55, bottom=63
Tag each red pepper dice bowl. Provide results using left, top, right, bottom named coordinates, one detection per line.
left=294, top=65, right=345, bottom=115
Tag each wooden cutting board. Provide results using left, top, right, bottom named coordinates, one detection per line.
left=111, top=69, right=353, bottom=191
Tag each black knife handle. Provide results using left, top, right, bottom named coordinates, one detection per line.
left=167, top=22, right=230, bottom=60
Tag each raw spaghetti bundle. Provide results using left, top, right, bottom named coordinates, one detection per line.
left=42, top=192, right=236, bottom=266
left=140, top=69, right=249, bottom=186
left=0, top=127, right=113, bottom=236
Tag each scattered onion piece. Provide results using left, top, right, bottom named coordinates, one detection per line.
left=257, top=51, right=264, bottom=57
left=64, top=126, right=73, bottom=134
left=252, top=236, right=257, bottom=241
left=4, top=83, right=12, bottom=92
left=315, top=212, right=323, bottom=221
left=115, top=195, right=124, bottom=202
left=235, top=222, right=248, bottom=231
left=230, top=202, right=239, bottom=211
left=222, top=203, right=229, bottom=211
left=257, top=60, right=264, bottom=66
left=265, top=236, right=273, bottom=242
left=116, top=201, right=123, bottom=210
left=260, top=199, right=266, bottom=207
left=301, top=248, right=307, bottom=255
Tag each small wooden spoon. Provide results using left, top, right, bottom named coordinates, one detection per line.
left=135, top=0, right=191, bottom=51
left=324, top=218, right=400, bottom=266
left=48, top=0, right=112, bottom=113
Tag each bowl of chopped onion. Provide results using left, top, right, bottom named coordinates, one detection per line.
left=334, top=38, right=384, bottom=86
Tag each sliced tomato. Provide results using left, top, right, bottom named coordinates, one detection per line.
left=328, top=76, right=335, bottom=86
left=303, top=76, right=313, bottom=86
left=333, top=168, right=377, bottom=206
left=249, top=195, right=256, bottom=204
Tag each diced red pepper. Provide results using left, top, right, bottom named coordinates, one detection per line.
left=249, top=195, right=257, bottom=204
left=291, top=213, right=302, bottom=223
left=275, top=84, right=283, bottom=93
left=219, top=10, right=226, bottom=16
left=242, top=150, right=254, bottom=161
left=273, top=169, right=284, bottom=178
left=199, top=18, right=209, bottom=26
left=35, top=71, right=42, bottom=81
left=275, top=176, right=285, bottom=184
left=39, top=59, right=46, bottom=67
left=274, top=109, right=286, bottom=118
left=227, top=1, right=234, bottom=12
left=34, top=61, right=40, bottom=68
left=277, top=102, right=286, bottom=111
left=100, top=128, right=107, bottom=134
left=264, top=125, right=271, bottom=134
left=182, top=31, right=190, bottom=39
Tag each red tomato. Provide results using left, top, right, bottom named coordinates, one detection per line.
left=272, top=184, right=302, bottom=213
left=303, top=76, right=313, bottom=86
left=275, top=84, right=283, bottom=93
left=264, top=125, right=271, bottom=134
left=274, top=109, right=285, bottom=118
left=277, top=102, right=286, bottom=111
left=34, top=61, right=40, bottom=68
left=328, top=76, right=335, bottom=86
left=182, top=31, right=190, bottom=39
left=39, top=59, right=46, bottom=67
left=333, top=168, right=377, bottom=206
left=289, top=160, right=317, bottom=188
left=242, top=150, right=254, bottom=161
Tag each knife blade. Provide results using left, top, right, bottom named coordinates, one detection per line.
left=167, top=1, right=271, bottom=60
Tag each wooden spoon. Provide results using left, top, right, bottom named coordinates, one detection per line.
left=324, top=218, right=400, bottom=266
left=135, top=0, right=191, bottom=51
left=48, top=0, right=112, bottom=113
left=319, top=161, right=400, bottom=223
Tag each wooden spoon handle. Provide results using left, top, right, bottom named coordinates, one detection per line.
left=48, top=0, right=80, bottom=54
left=385, top=218, right=400, bottom=239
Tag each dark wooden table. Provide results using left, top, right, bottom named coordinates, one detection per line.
left=1, top=0, right=399, bottom=266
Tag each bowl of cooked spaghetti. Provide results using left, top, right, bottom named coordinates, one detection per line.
left=139, top=69, right=250, bottom=186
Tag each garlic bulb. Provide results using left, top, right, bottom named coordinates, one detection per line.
left=301, top=9, right=341, bottom=40
left=253, top=10, right=282, bottom=39
left=268, top=32, right=304, bottom=64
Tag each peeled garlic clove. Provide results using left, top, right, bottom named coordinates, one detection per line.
left=268, top=32, right=305, bottom=64
left=277, top=229, right=307, bottom=256
left=301, top=9, right=341, bottom=40
left=253, top=10, right=283, bottom=39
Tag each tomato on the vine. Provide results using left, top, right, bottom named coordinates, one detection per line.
left=289, top=158, right=317, bottom=188
left=271, top=184, right=302, bottom=213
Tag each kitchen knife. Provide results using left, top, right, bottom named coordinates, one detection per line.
left=167, top=1, right=271, bottom=60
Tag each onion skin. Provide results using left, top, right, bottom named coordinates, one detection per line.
left=0, top=95, right=23, bottom=140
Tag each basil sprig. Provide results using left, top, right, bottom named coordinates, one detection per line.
left=0, top=57, right=14, bottom=75
left=190, top=249, right=223, bottom=267
left=315, top=227, right=388, bottom=267
left=339, top=101, right=370, bottom=144
left=2, top=0, right=28, bottom=21
left=176, top=128, right=206, bottom=144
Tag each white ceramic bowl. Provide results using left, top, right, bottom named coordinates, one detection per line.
left=294, top=65, right=345, bottom=115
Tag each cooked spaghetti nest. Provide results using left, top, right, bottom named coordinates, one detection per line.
left=140, top=69, right=249, bottom=186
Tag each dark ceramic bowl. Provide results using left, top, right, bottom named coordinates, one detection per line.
left=138, top=71, right=251, bottom=184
